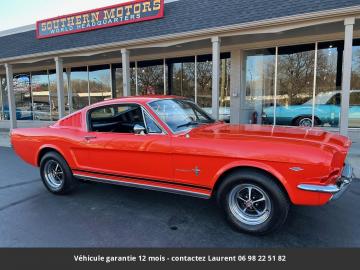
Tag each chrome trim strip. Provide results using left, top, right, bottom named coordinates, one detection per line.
left=74, top=174, right=211, bottom=199
left=297, top=184, right=340, bottom=193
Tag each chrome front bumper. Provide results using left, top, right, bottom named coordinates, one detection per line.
left=298, top=163, right=354, bottom=201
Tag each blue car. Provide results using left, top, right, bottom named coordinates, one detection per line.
left=262, top=90, right=360, bottom=127
left=2, top=106, right=33, bottom=120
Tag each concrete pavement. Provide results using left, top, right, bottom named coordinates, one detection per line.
left=0, top=132, right=10, bottom=148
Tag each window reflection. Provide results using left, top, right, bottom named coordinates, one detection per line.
left=245, top=48, right=276, bottom=125
left=0, top=76, right=8, bottom=120
left=71, top=67, right=89, bottom=110
left=314, top=41, right=344, bottom=128
left=220, top=58, right=231, bottom=122
left=275, top=44, right=315, bottom=127
left=351, top=39, right=360, bottom=128
left=50, top=69, right=70, bottom=120
left=113, top=63, right=136, bottom=97
left=114, top=64, right=123, bottom=98
left=167, top=54, right=230, bottom=121
left=14, top=73, right=32, bottom=120
left=89, top=65, right=112, bottom=104
left=196, top=55, right=212, bottom=112
left=31, top=71, right=51, bottom=121
left=130, top=65, right=137, bottom=96
left=170, top=56, right=195, bottom=100
left=137, top=60, right=164, bottom=95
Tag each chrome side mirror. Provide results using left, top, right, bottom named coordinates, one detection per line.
left=134, top=124, right=146, bottom=135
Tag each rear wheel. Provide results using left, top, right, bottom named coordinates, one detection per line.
left=294, top=116, right=320, bottom=127
left=40, top=152, right=78, bottom=195
left=217, top=170, right=289, bottom=235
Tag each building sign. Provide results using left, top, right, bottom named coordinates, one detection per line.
left=36, top=0, right=164, bottom=39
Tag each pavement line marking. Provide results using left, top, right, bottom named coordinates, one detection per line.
left=0, top=179, right=41, bottom=190
left=0, top=193, right=43, bottom=212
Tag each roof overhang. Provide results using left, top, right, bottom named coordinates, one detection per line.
left=0, top=4, right=360, bottom=65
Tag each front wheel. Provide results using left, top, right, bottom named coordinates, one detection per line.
left=217, top=170, right=289, bottom=235
left=294, top=116, right=320, bottom=127
left=40, top=151, right=78, bottom=195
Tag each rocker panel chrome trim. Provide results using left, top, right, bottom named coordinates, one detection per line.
left=74, top=174, right=211, bottom=199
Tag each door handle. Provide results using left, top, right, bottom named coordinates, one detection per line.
left=84, top=135, right=97, bottom=141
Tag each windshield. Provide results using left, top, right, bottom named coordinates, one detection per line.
left=149, top=99, right=215, bottom=133
left=303, top=91, right=340, bottom=105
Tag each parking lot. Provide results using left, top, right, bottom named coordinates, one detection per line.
left=0, top=146, right=359, bottom=248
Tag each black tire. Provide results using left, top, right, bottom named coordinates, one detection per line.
left=40, top=151, right=78, bottom=195
left=216, top=169, right=289, bottom=235
left=294, top=116, right=319, bottom=127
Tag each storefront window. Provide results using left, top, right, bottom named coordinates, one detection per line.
left=130, top=64, right=137, bottom=96
left=0, top=76, right=8, bottom=120
left=137, top=60, right=164, bottom=95
left=314, top=41, right=343, bottom=128
left=220, top=57, right=231, bottom=122
left=276, top=44, right=315, bottom=127
left=89, top=65, right=112, bottom=104
left=31, top=71, right=51, bottom=121
left=71, top=67, right=89, bottom=110
left=114, top=64, right=123, bottom=98
left=350, top=39, right=360, bottom=128
left=245, top=48, right=276, bottom=124
left=167, top=54, right=231, bottom=121
left=48, top=69, right=69, bottom=119
left=14, top=73, right=32, bottom=120
left=113, top=63, right=136, bottom=97
left=196, top=55, right=212, bottom=113
left=170, top=56, right=196, bottom=100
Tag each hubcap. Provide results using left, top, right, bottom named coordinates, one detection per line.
left=228, top=184, right=272, bottom=226
left=44, top=160, right=64, bottom=190
left=298, top=118, right=313, bottom=127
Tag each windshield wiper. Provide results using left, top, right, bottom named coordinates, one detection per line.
left=176, top=121, right=200, bottom=129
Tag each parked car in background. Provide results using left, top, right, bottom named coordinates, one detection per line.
left=262, top=90, right=360, bottom=127
left=2, top=106, right=33, bottom=120
left=11, top=96, right=353, bottom=235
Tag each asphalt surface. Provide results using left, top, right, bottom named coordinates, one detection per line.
left=0, top=146, right=359, bottom=248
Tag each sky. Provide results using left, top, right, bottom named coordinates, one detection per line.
left=0, top=0, right=130, bottom=31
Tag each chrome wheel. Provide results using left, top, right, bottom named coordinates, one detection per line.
left=44, top=160, right=64, bottom=190
left=228, top=184, right=272, bottom=226
left=298, top=117, right=313, bottom=127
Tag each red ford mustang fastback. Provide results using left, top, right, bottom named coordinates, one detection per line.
left=11, top=96, right=354, bottom=234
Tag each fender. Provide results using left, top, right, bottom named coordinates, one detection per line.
left=36, top=144, right=71, bottom=167
left=211, top=160, right=296, bottom=203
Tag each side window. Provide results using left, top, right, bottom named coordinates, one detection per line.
left=327, top=93, right=341, bottom=105
left=91, top=106, right=115, bottom=120
left=350, top=92, right=360, bottom=106
left=144, top=112, right=162, bottom=134
left=90, top=104, right=144, bottom=133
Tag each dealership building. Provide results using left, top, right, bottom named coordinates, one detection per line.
left=0, top=0, right=360, bottom=136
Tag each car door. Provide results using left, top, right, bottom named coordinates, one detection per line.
left=78, top=103, right=173, bottom=182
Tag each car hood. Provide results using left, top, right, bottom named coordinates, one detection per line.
left=189, top=123, right=351, bottom=151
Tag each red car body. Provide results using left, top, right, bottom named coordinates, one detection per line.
left=11, top=96, right=352, bottom=206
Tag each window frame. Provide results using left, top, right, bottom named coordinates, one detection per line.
left=86, top=102, right=167, bottom=135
